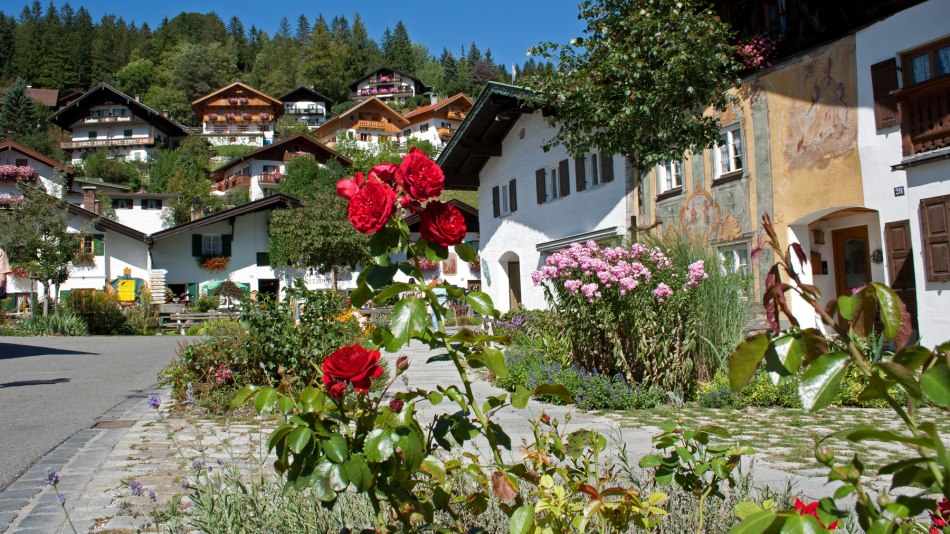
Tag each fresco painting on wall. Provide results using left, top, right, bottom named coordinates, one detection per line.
left=679, top=189, right=722, bottom=241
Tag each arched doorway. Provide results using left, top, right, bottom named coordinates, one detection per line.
left=498, top=251, right=522, bottom=312
left=832, top=226, right=871, bottom=296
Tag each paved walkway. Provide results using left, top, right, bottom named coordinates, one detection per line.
left=1, top=340, right=852, bottom=533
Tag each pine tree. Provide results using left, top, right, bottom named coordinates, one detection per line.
left=0, top=15, right=15, bottom=82
left=0, top=79, right=44, bottom=144
left=295, top=14, right=310, bottom=43
left=11, top=2, right=42, bottom=82
left=226, top=16, right=249, bottom=72
left=70, top=7, right=95, bottom=89
left=384, top=21, right=415, bottom=73
left=347, top=13, right=380, bottom=83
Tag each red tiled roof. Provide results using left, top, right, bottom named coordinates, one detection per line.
left=26, top=87, right=59, bottom=107
left=0, top=140, right=74, bottom=175
left=402, top=93, right=473, bottom=121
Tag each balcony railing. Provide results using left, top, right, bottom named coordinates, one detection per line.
left=446, top=111, right=466, bottom=121
left=258, top=173, right=281, bottom=185
left=62, top=136, right=154, bottom=150
left=437, top=127, right=455, bottom=139
left=354, top=120, right=401, bottom=133
left=283, top=151, right=315, bottom=162
left=84, top=115, right=133, bottom=124
left=899, top=75, right=950, bottom=157
left=215, top=175, right=251, bottom=192
left=352, top=88, right=413, bottom=99
left=285, top=106, right=325, bottom=116
left=368, top=75, right=403, bottom=85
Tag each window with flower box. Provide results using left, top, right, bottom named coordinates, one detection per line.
left=714, top=125, right=743, bottom=178
left=202, top=235, right=222, bottom=256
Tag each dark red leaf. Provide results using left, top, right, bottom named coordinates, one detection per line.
left=789, top=242, right=807, bottom=267
left=490, top=471, right=517, bottom=503
left=893, top=298, right=912, bottom=351
left=577, top=483, right=600, bottom=499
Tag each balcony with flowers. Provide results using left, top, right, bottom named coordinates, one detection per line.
left=214, top=174, right=251, bottom=194
left=0, top=165, right=37, bottom=182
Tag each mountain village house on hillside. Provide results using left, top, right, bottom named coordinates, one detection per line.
left=192, top=82, right=284, bottom=147
left=315, top=96, right=409, bottom=149
left=210, top=134, right=353, bottom=202
left=349, top=67, right=431, bottom=104
left=48, top=83, right=190, bottom=164
left=278, top=87, right=335, bottom=129
left=0, top=140, right=74, bottom=198
left=402, top=93, right=473, bottom=151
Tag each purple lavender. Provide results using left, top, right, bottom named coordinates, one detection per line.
left=44, top=467, right=60, bottom=486
left=147, top=395, right=161, bottom=410
left=57, top=493, right=66, bottom=504
left=129, top=481, right=144, bottom=496
left=147, top=489, right=156, bottom=502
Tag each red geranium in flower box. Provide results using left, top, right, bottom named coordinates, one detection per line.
left=198, top=256, right=230, bottom=272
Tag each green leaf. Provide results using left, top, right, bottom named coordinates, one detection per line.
left=465, top=291, right=495, bottom=316
left=798, top=352, right=850, bottom=412
left=510, top=385, right=531, bottom=409
left=266, top=424, right=294, bottom=453
left=509, top=503, right=536, bottom=534
left=425, top=242, right=449, bottom=261
left=837, top=295, right=855, bottom=320
left=373, top=282, right=413, bottom=304
left=729, top=334, right=769, bottom=390
left=387, top=297, right=428, bottom=351
left=533, top=383, right=574, bottom=403
left=421, top=455, right=447, bottom=484
left=892, top=346, right=933, bottom=371
left=639, top=454, right=663, bottom=468
left=920, top=363, right=950, bottom=407
left=455, top=242, right=477, bottom=263
left=364, top=429, right=394, bottom=463
left=367, top=264, right=398, bottom=290
left=312, top=461, right=347, bottom=501
left=322, top=434, right=348, bottom=463
left=344, top=455, right=372, bottom=492
left=231, top=385, right=258, bottom=407
left=349, top=283, right=373, bottom=309
left=287, top=426, right=312, bottom=454
left=781, top=513, right=826, bottom=534
left=876, top=362, right=922, bottom=399
left=277, top=396, right=296, bottom=416
left=765, top=334, right=805, bottom=384
left=392, top=428, right=425, bottom=469
left=873, top=283, right=903, bottom=340
left=480, top=346, right=508, bottom=379
left=727, top=509, right=780, bottom=534
left=253, top=387, right=278, bottom=414
left=733, top=501, right=764, bottom=520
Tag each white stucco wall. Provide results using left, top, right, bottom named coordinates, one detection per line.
left=0, top=150, right=66, bottom=197
left=112, top=198, right=170, bottom=234
left=477, top=112, right=629, bottom=313
left=855, top=0, right=950, bottom=345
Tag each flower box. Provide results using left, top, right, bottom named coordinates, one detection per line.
left=0, top=165, right=37, bottom=181
left=198, top=255, right=230, bottom=272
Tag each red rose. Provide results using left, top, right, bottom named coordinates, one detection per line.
left=336, top=171, right=364, bottom=200
left=397, top=147, right=444, bottom=201
left=540, top=413, right=550, bottom=424
left=399, top=195, right=421, bottom=214
left=327, top=380, right=347, bottom=399
left=322, top=344, right=384, bottom=393
left=347, top=178, right=396, bottom=234
left=370, top=163, right=399, bottom=185
left=419, top=201, right=467, bottom=247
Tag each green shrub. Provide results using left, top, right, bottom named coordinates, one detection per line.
left=16, top=311, right=89, bottom=336
left=214, top=144, right=258, bottom=160
left=190, top=295, right=219, bottom=313
left=67, top=291, right=126, bottom=334
left=123, top=289, right=158, bottom=335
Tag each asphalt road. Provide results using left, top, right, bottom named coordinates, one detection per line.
left=0, top=336, right=183, bottom=491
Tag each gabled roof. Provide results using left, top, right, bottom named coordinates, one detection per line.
left=71, top=177, right=133, bottom=192
left=0, top=140, right=74, bottom=176
left=403, top=93, right=474, bottom=123
left=405, top=199, right=479, bottom=233
left=26, top=87, right=59, bottom=107
left=437, top=83, right=537, bottom=191
left=212, top=134, right=352, bottom=181
left=65, top=202, right=148, bottom=242
left=348, top=66, right=432, bottom=93
left=191, top=82, right=283, bottom=110
left=315, top=97, right=410, bottom=138
left=47, top=83, right=190, bottom=137
left=149, top=194, right=301, bottom=241
left=278, top=86, right=335, bottom=106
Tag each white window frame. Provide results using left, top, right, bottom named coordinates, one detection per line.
left=657, top=159, right=684, bottom=193
left=715, top=125, right=743, bottom=178
left=718, top=243, right=751, bottom=276
left=420, top=123, right=429, bottom=133
left=547, top=166, right=560, bottom=202
left=202, top=235, right=222, bottom=256
left=589, top=153, right=601, bottom=188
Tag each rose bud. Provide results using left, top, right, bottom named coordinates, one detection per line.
left=540, top=413, right=550, bottom=424
left=327, top=380, right=347, bottom=400
left=336, top=171, right=363, bottom=200
left=396, top=355, right=409, bottom=371
left=389, top=397, right=405, bottom=413
left=370, top=163, right=399, bottom=184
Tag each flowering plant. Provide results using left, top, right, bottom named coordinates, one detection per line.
left=0, top=193, right=25, bottom=207
left=469, top=253, right=481, bottom=273
left=10, top=266, right=29, bottom=278
left=0, top=165, right=37, bottom=181
left=271, top=171, right=283, bottom=183
left=737, top=33, right=779, bottom=71
left=197, top=256, right=230, bottom=272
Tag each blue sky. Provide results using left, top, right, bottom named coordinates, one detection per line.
left=1, top=1, right=586, bottom=69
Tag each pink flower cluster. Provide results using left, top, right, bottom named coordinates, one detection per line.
left=684, top=260, right=708, bottom=290
left=0, top=165, right=36, bottom=181
left=0, top=193, right=25, bottom=207
left=737, top=34, right=778, bottom=70
left=532, top=240, right=706, bottom=303
left=214, top=364, right=233, bottom=384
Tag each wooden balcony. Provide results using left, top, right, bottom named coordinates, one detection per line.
left=258, top=173, right=281, bottom=185
left=283, top=151, right=315, bottom=162
left=215, top=175, right=251, bottom=193
left=62, top=136, right=154, bottom=150
left=355, top=120, right=401, bottom=134
left=352, top=89, right=413, bottom=100
left=285, top=106, right=325, bottom=116
left=446, top=110, right=466, bottom=121
left=437, top=127, right=455, bottom=139
left=84, top=115, right=133, bottom=124
left=899, top=75, right=950, bottom=156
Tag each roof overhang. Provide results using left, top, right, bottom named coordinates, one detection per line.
left=891, top=146, right=950, bottom=171
left=64, top=203, right=147, bottom=242
left=48, top=83, right=189, bottom=137
left=536, top=227, right=624, bottom=253
left=148, top=194, right=301, bottom=242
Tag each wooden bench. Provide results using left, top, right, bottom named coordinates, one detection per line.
left=159, top=311, right=240, bottom=335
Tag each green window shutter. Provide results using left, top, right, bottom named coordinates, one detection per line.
left=256, top=252, right=270, bottom=266
left=192, top=234, right=202, bottom=257
left=187, top=283, right=198, bottom=300
left=222, top=234, right=233, bottom=257
left=93, top=234, right=104, bottom=256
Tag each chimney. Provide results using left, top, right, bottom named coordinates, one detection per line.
left=134, top=94, right=140, bottom=102
left=190, top=196, right=204, bottom=222
left=430, top=93, right=439, bottom=106
left=81, top=186, right=98, bottom=213
left=162, top=110, right=169, bottom=118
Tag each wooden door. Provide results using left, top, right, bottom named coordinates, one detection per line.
left=832, top=226, right=871, bottom=297
left=508, top=261, right=522, bottom=311
left=884, top=220, right=918, bottom=329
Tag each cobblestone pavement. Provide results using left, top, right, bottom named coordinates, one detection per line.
left=2, top=340, right=912, bottom=533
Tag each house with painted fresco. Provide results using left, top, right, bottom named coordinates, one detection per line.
left=192, top=82, right=283, bottom=147
left=210, top=134, right=352, bottom=202
left=439, top=83, right=630, bottom=313
left=278, top=87, right=334, bottom=129
left=349, top=67, right=430, bottom=104
left=314, top=97, right=409, bottom=150
left=853, top=0, right=950, bottom=344
left=48, top=84, right=190, bottom=164
left=402, top=94, right=473, bottom=151
left=0, top=140, right=74, bottom=198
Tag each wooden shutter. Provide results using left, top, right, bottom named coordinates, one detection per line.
left=222, top=234, right=233, bottom=257
left=884, top=219, right=918, bottom=329
left=535, top=168, right=546, bottom=204
left=92, top=234, right=104, bottom=256
left=871, top=59, right=899, bottom=129
left=508, top=179, right=518, bottom=212
left=575, top=155, right=587, bottom=192
left=256, top=252, right=270, bottom=266
left=192, top=234, right=202, bottom=257
left=558, top=159, right=570, bottom=197
left=601, top=153, right=614, bottom=183
left=921, top=195, right=950, bottom=282
left=492, top=186, right=500, bottom=218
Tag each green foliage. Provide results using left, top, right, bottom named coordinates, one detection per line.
left=189, top=295, right=219, bottom=313
left=528, top=0, right=740, bottom=169
left=212, top=144, right=258, bottom=161
left=67, top=290, right=127, bottom=335
left=78, top=149, right=145, bottom=188
left=114, top=59, right=155, bottom=97
left=163, top=41, right=237, bottom=102
left=15, top=311, right=88, bottom=336
left=141, top=85, right=193, bottom=126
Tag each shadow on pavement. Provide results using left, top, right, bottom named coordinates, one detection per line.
left=0, top=377, right=71, bottom=388
left=0, top=342, right=98, bottom=360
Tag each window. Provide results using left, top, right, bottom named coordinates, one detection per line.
left=88, top=131, right=97, bottom=139
left=123, top=129, right=133, bottom=137
left=902, top=38, right=950, bottom=86
left=80, top=235, right=95, bottom=254
left=589, top=154, right=600, bottom=187
left=143, top=199, right=163, bottom=210
left=112, top=198, right=132, bottom=209
left=657, top=160, right=683, bottom=193
left=256, top=252, right=270, bottom=266
left=714, top=125, right=743, bottom=178
left=403, top=129, right=411, bottom=137
left=15, top=158, right=28, bottom=167
left=547, top=167, right=560, bottom=201
left=441, top=122, right=451, bottom=128
left=420, top=124, right=429, bottom=133
left=718, top=243, right=751, bottom=275
left=262, top=165, right=277, bottom=174
left=359, top=133, right=370, bottom=142
left=492, top=179, right=517, bottom=218
left=202, top=235, right=222, bottom=256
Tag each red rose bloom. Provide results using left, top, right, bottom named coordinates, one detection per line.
left=327, top=380, right=347, bottom=399
left=419, top=201, right=467, bottom=247
left=794, top=498, right=838, bottom=530
left=397, top=147, right=444, bottom=201
left=322, top=344, right=384, bottom=393
left=347, top=178, right=396, bottom=234
left=336, top=171, right=364, bottom=200
left=370, top=163, right=399, bottom=185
